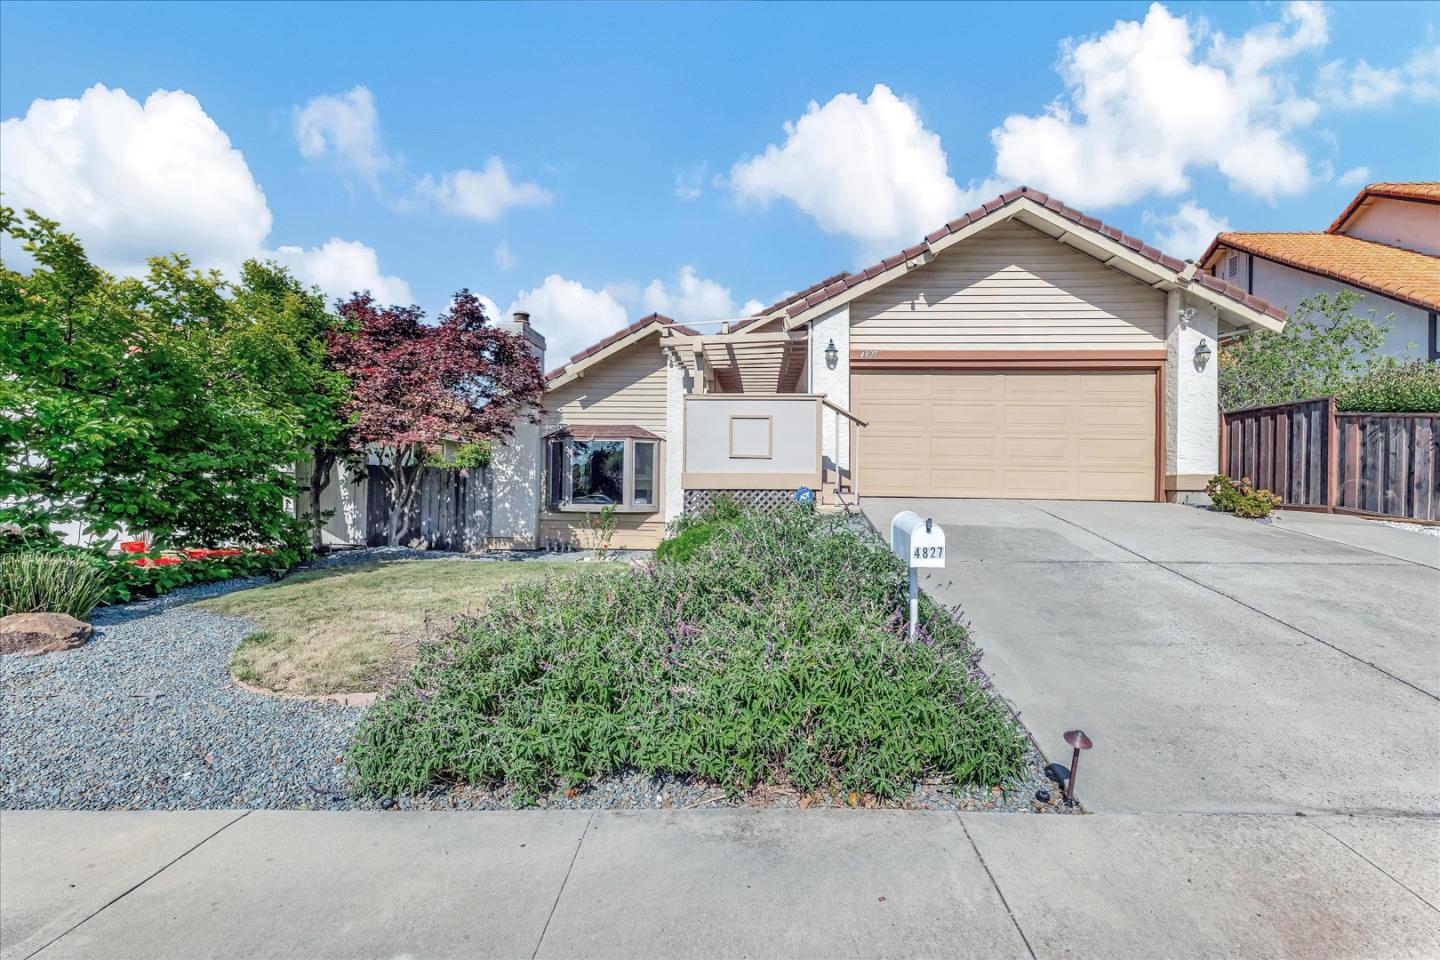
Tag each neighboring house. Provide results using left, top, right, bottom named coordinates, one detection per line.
left=1200, top=182, right=1440, bottom=361
left=488, top=187, right=1286, bottom=549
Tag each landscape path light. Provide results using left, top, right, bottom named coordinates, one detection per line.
left=1062, top=728, right=1093, bottom=805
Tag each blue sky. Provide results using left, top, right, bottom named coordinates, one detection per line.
left=2, top=0, right=1436, bottom=361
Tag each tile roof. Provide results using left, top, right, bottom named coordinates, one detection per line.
left=1207, top=232, right=1440, bottom=313
left=544, top=424, right=660, bottom=441
left=763, top=187, right=1285, bottom=325
left=1327, top=181, right=1440, bottom=234
left=544, top=313, right=700, bottom=384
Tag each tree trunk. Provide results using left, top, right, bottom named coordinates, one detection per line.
left=383, top=445, right=424, bottom=547
left=307, top=449, right=335, bottom=554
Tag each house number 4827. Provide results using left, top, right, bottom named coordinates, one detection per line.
left=913, top=546, right=943, bottom=560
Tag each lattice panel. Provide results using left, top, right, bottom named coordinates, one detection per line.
left=684, top=488, right=798, bottom=515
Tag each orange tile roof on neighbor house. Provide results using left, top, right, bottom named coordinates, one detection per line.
left=1327, top=181, right=1440, bottom=234
left=1205, top=232, right=1440, bottom=312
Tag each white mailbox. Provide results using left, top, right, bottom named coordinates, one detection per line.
left=891, top=511, right=946, bottom=568
left=890, top=511, right=945, bottom=639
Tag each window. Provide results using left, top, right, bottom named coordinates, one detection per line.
left=570, top=440, right=624, bottom=504
left=545, top=434, right=660, bottom=512
left=633, top=442, right=655, bottom=506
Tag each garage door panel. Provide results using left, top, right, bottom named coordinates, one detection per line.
left=855, top=368, right=1156, bottom=501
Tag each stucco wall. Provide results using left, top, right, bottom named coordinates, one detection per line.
left=684, top=397, right=818, bottom=474
left=809, top=304, right=850, bottom=473
left=1165, top=292, right=1219, bottom=500
left=1341, top=197, right=1440, bottom=256
left=1249, top=257, right=1432, bottom=361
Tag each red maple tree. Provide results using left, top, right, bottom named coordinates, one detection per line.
left=328, top=290, right=545, bottom=545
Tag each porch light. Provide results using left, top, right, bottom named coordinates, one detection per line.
left=1194, top=339, right=1212, bottom=370
left=824, top=338, right=839, bottom=368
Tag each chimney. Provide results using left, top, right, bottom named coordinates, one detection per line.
left=499, top=310, right=545, bottom=368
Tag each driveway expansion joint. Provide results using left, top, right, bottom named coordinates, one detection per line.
left=1311, top=820, right=1440, bottom=913
left=956, top=813, right=1037, bottom=960
left=530, top=810, right=594, bottom=960
left=19, top=809, right=251, bottom=960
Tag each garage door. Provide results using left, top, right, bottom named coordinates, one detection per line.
left=853, top=369, right=1157, bottom=500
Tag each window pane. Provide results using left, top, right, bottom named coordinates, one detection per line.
left=546, top=440, right=565, bottom=508
left=570, top=440, right=624, bottom=504
left=633, top=442, right=655, bottom=506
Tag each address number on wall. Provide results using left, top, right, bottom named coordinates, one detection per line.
left=858, top=349, right=878, bottom=359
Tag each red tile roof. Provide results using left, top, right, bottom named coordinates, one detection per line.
left=544, top=313, right=699, bottom=383
left=1327, top=181, right=1440, bottom=235
left=761, top=187, right=1285, bottom=325
left=1204, top=232, right=1440, bottom=312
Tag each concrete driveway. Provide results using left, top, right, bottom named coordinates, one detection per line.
left=863, top=499, right=1440, bottom=816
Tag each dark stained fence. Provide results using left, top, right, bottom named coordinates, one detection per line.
left=1220, top=398, right=1333, bottom=509
left=1336, top=413, right=1440, bottom=521
left=1220, top=399, right=1440, bottom=522
left=364, top=466, right=491, bottom=550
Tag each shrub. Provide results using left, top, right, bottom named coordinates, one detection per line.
left=350, top=506, right=1030, bottom=804
left=0, top=552, right=111, bottom=619
left=656, top=497, right=745, bottom=565
left=99, top=546, right=301, bottom=604
left=1205, top=475, right=1282, bottom=519
left=1336, top=360, right=1440, bottom=413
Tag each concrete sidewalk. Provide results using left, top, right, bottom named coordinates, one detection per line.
left=3, top=811, right=1437, bottom=959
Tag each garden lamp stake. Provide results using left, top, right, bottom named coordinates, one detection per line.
left=1062, top=729, right=1093, bottom=804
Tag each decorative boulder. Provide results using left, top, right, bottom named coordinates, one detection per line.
left=0, top=613, right=94, bottom=656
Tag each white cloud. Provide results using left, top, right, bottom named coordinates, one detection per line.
left=741, top=298, right=766, bottom=316
left=991, top=2, right=1328, bottom=207
left=1, top=84, right=272, bottom=276
left=413, top=157, right=551, bottom=221
left=1336, top=166, right=1371, bottom=187
left=1317, top=46, right=1440, bottom=108
left=294, top=86, right=550, bottom=222
left=272, top=238, right=413, bottom=306
left=673, top=162, right=706, bottom=201
left=494, top=240, right=515, bottom=271
left=641, top=265, right=745, bottom=322
left=293, top=85, right=393, bottom=186
left=507, top=275, right=629, bottom=365
left=1144, top=201, right=1230, bottom=259
left=730, top=84, right=982, bottom=249
left=1, top=84, right=411, bottom=307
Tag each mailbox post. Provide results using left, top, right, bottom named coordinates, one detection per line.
left=889, top=511, right=946, bottom=640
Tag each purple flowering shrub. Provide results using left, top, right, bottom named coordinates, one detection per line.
left=349, top=506, right=1028, bottom=803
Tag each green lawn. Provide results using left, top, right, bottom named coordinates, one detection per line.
left=201, top=560, right=564, bottom=696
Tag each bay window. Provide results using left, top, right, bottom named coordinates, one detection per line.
left=545, top=428, right=660, bottom=512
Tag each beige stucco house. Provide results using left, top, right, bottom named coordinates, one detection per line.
left=1201, top=182, right=1439, bottom=361
left=489, top=187, right=1287, bottom=549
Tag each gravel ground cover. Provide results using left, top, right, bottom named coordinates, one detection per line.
left=3, top=543, right=1070, bottom=813
left=1379, top=520, right=1440, bottom=538
left=1, top=577, right=363, bottom=810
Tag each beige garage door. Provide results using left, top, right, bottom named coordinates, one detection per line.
left=853, top=369, right=1157, bottom=500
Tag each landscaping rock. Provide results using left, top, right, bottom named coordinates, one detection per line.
left=0, top=612, right=94, bottom=656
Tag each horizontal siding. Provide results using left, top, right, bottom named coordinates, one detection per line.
left=544, top=337, right=669, bottom=437
left=539, top=513, right=666, bottom=549
left=851, top=221, right=1165, bottom=351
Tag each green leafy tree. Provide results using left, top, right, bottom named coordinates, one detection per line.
left=1, top=206, right=332, bottom=550
left=1219, top=291, right=1389, bottom=411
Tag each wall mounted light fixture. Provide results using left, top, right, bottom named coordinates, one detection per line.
left=1194, top=339, right=1212, bottom=370
left=824, top=338, right=839, bottom=368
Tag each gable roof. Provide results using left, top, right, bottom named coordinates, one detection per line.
left=543, top=313, right=699, bottom=389
left=752, top=187, right=1284, bottom=334
left=1202, top=232, right=1440, bottom=313
left=1328, top=181, right=1440, bottom=235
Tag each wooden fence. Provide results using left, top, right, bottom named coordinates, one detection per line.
left=365, top=466, right=491, bottom=550
left=1220, top=398, right=1440, bottom=522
